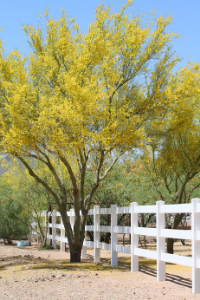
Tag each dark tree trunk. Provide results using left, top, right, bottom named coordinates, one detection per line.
left=6, top=239, right=12, bottom=245
left=166, top=213, right=185, bottom=254
left=167, top=238, right=174, bottom=254
left=104, top=232, right=111, bottom=244
left=181, top=239, right=185, bottom=245
left=70, top=243, right=82, bottom=263
left=87, top=231, right=94, bottom=241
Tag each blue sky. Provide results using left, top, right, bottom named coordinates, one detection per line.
left=0, top=0, right=199, bottom=70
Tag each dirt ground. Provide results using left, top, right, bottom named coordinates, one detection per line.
left=0, top=239, right=198, bottom=300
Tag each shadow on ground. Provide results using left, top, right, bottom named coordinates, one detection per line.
left=0, top=247, right=192, bottom=290
left=139, top=265, right=192, bottom=289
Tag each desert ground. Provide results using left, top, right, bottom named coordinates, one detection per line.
left=0, top=238, right=198, bottom=300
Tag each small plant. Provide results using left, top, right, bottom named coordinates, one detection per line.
left=39, top=244, right=55, bottom=250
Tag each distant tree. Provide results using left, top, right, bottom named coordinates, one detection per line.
left=0, top=178, right=30, bottom=244
left=86, top=160, right=134, bottom=243
left=1, top=157, right=57, bottom=245
left=142, top=107, right=200, bottom=253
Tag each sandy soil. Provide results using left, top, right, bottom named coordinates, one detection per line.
left=0, top=241, right=198, bottom=300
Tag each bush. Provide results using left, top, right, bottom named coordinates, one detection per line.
left=39, top=244, right=55, bottom=250
left=0, top=197, right=30, bottom=244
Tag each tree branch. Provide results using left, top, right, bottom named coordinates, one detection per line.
left=16, top=156, right=61, bottom=205
left=13, top=215, right=41, bottom=236
left=186, top=181, right=200, bottom=202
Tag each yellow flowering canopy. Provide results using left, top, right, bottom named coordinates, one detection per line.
left=0, top=1, right=182, bottom=157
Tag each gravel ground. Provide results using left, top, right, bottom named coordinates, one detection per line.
left=0, top=241, right=198, bottom=300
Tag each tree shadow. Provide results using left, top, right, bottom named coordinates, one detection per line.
left=0, top=256, right=34, bottom=270
left=139, top=265, right=192, bottom=289
left=0, top=252, right=192, bottom=291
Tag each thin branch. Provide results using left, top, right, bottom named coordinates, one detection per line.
left=178, top=171, right=198, bottom=204
left=99, top=154, right=121, bottom=182
left=153, top=180, right=164, bottom=201
left=79, top=149, right=88, bottom=214
left=85, top=152, right=123, bottom=211
left=13, top=215, right=41, bottom=236
left=16, top=156, right=60, bottom=205
left=186, top=182, right=200, bottom=202
left=164, top=172, right=175, bottom=202
left=58, top=155, right=79, bottom=192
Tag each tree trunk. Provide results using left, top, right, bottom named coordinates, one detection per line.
left=181, top=239, right=185, bottom=245
left=6, top=238, right=12, bottom=245
left=70, top=244, right=82, bottom=263
left=167, top=238, right=174, bottom=254
left=43, top=236, right=47, bottom=247
left=104, top=232, right=111, bottom=244
left=166, top=213, right=185, bottom=254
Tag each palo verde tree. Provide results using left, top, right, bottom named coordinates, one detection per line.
left=142, top=63, right=200, bottom=253
left=0, top=1, right=186, bottom=262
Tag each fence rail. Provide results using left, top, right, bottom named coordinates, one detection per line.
left=31, top=199, right=200, bottom=294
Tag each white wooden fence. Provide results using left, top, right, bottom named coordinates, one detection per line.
left=31, top=199, right=200, bottom=294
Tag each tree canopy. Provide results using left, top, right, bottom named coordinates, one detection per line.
left=0, top=1, right=199, bottom=262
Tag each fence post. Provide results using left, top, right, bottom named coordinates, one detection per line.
left=81, top=243, right=87, bottom=259
left=32, top=214, right=39, bottom=244
left=131, top=202, right=138, bottom=272
left=81, top=213, right=87, bottom=259
left=94, top=205, right=100, bottom=262
left=70, top=209, right=75, bottom=231
left=156, top=200, right=165, bottom=281
left=81, top=215, right=87, bottom=259
left=45, top=211, right=50, bottom=245
left=192, top=198, right=200, bottom=294
left=111, top=204, right=118, bottom=266
left=60, top=213, right=65, bottom=252
left=52, top=209, right=57, bottom=248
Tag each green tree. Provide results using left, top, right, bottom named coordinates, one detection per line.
left=1, top=157, right=58, bottom=245
left=86, top=160, right=134, bottom=243
left=142, top=121, right=200, bottom=253
left=0, top=178, right=30, bottom=244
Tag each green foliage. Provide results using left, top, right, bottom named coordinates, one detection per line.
left=39, top=244, right=55, bottom=250
left=86, top=159, right=157, bottom=242
left=0, top=157, right=59, bottom=245
left=0, top=178, right=30, bottom=243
